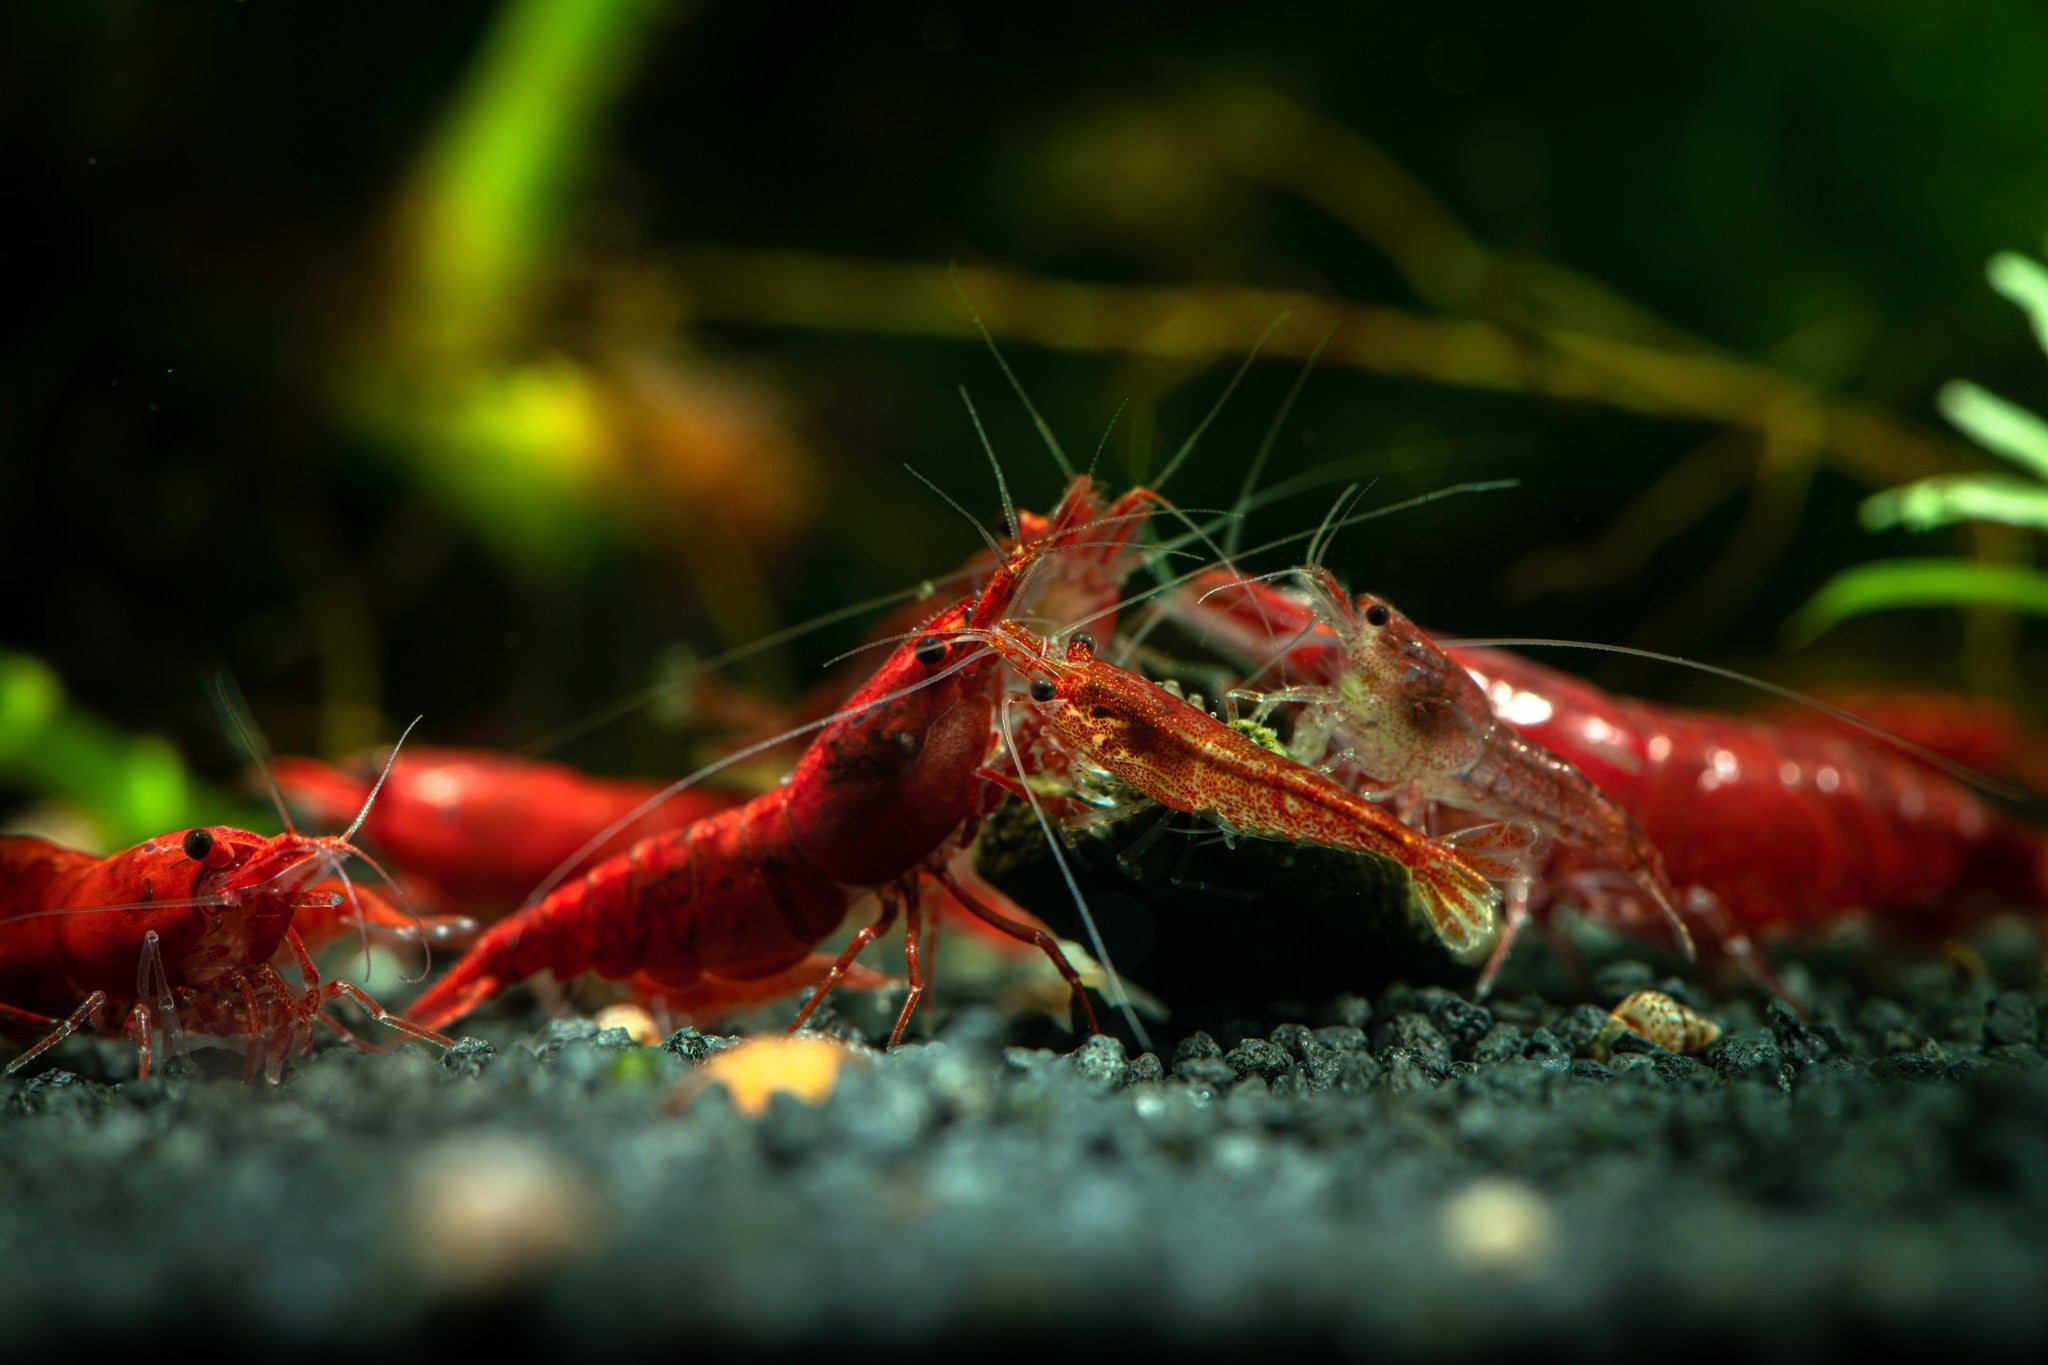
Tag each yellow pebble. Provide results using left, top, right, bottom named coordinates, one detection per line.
left=592, top=1002, right=663, bottom=1047
left=666, top=1035, right=861, bottom=1116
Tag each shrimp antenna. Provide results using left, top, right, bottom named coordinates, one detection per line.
left=223, top=702, right=426, bottom=982
left=1341, top=477, right=1517, bottom=524
left=210, top=670, right=294, bottom=835
left=1088, top=399, right=1130, bottom=484
left=1152, top=311, right=1288, bottom=495
left=1113, top=480, right=1515, bottom=665
left=959, top=386, right=1019, bottom=540
left=1231, top=443, right=1525, bottom=525
left=515, top=579, right=951, bottom=758
left=1303, top=486, right=1355, bottom=570
left=1078, top=479, right=1520, bottom=653
left=320, top=841, right=438, bottom=984
left=1227, top=322, right=1335, bottom=556
left=1131, top=496, right=1246, bottom=648
left=521, top=453, right=1512, bottom=765
left=952, top=262, right=1074, bottom=479
left=344, top=715, right=423, bottom=842
left=813, top=522, right=1196, bottom=671
left=1443, top=637, right=2027, bottom=803
left=993, top=694, right=1151, bottom=1051
left=519, top=445, right=1515, bottom=766
left=1306, top=483, right=1375, bottom=570
left=13, top=893, right=263, bottom=924
left=904, top=464, right=1004, bottom=557
left=321, top=852, right=376, bottom=984
left=1178, top=563, right=1333, bottom=683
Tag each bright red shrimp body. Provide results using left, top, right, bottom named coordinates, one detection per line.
left=0, top=826, right=449, bottom=1078
left=1453, top=646, right=2048, bottom=940
left=965, top=621, right=1504, bottom=961
left=1760, top=687, right=2048, bottom=796
left=404, top=484, right=1120, bottom=1043
left=1171, top=569, right=2048, bottom=978
left=269, top=746, right=742, bottom=914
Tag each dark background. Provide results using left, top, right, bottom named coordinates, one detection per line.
left=6, top=0, right=2047, bottom=821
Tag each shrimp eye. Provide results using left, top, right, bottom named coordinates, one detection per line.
left=181, top=828, right=214, bottom=862
left=1364, top=603, right=1392, bottom=628
left=1072, top=632, right=1096, bottom=653
left=1029, top=678, right=1057, bottom=702
left=914, top=636, right=946, bottom=666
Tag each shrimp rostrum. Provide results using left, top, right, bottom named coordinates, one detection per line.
left=0, top=825, right=452, bottom=1081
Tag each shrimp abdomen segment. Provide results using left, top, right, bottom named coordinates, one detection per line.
left=1056, top=665, right=1424, bottom=853
left=405, top=794, right=852, bottom=1032
left=1462, top=646, right=2048, bottom=936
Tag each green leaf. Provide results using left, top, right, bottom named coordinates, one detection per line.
left=0, top=652, right=63, bottom=759
left=403, top=0, right=673, bottom=350
left=1859, top=472, right=2048, bottom=533
left=1787, top=559, right=2048, bottom=645
left=1936, top=381, right=2048, bottom=481
left=1988, top=251, right=2048, bottom=356
left=0, top=649, right=255, bottom=848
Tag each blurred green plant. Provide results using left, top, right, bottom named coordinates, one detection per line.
left=346, top=0, right=813, bottom=679
left=1790, top=250, right=2048, bottom=643
left=350, top=0, right=680, bottom=569
left=0, top=651, right=255, bottom=850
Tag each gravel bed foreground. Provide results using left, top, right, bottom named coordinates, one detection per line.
left=4, top=950, right=2046, bottom=1362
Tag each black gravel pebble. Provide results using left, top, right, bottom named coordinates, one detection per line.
left=1987, top=991, right=2041, bottom=1047
left=1070, top=1034, right=1131, bottom=1088
left=1547, top=1003, right=1614, bottom=1057
left=1709, top=1029, right=1789, bottom=1087
left=1224, top=1037, right=1294, bottom=1082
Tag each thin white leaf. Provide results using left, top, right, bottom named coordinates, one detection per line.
left=1861, top=473, right=2048, bottom=532
left=1989, top=250, right=2048, bottom=355
left=1936, top=381, right=2048, bottom=481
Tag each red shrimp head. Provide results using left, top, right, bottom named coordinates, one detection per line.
left=1012, top=480, right=1165, bottom=640
left=974, top=623, right=1190, bottom=790
left=782, top=518, right=1076, bottom=886
left=784, top=599, right=1001, bottom=884
left=1298, top=567, right=1496, bottom=785
left=783, top=476, right=1153, bottom=885
left=54, top=827, right=355, bottom=993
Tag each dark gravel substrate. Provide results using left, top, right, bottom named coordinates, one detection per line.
left=4, top=939, right=2047, bottom=1363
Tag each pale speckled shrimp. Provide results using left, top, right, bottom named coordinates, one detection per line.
left=1177, top=563, right=1691, bottom=993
